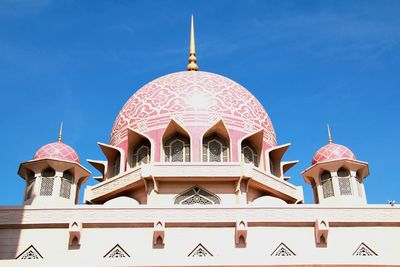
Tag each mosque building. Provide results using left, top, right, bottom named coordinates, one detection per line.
left=0, top=17, right=399, bottom=266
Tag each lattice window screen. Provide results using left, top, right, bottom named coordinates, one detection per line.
left=40, top=177, right=54, bottom=196
left=60, top=178, right=71, bottom=199
left=339, top=177, right=352, bottom=195
left=322, top=179, right=334, bottom=198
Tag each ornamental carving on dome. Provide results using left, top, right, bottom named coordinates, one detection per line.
left=33, top=142, right=80, bottom=163
left=110, top=71, right=276, bottom=148
left=312, top=143, right=356, bottom=165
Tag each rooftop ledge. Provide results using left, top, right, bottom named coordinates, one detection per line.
left=84, top=163, right=303, bottom=204
left=0, top=205, right=399, bottom=228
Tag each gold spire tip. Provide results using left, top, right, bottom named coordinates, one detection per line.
left=58, top=122, right=63, bottom=143
left=327, top=124, right=333, bottom=144
left=187, top=15, right=199, bottom=71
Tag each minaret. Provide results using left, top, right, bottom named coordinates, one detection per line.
left=58, top=122, right=63, bottom=143
left=18, top=125, right=90, bottom=206
left=327, top=124, right=332, bottom=144
left=187, top=15, right=199, bottom=71
left=302, top=126, right=369, bottom=205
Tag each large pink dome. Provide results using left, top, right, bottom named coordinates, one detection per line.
left=312, top=143, right=356, bottom=165
left=34, top=142, right=80, bottom=164
left=110, top=71, right=276, bottom=148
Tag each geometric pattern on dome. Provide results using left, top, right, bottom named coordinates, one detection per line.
left=312, top=143, right=356, bottom=165
left=103, top=244, right=130, bottom=258
left=33, top=142, right=80, bottom=163
left=270, top=242, right=296, bottom=256
left=16, top=245, right=43, bottom=259
left=352, top=242, right=378, bottom=256
left=187, top=243, right=214, bottom=257
left=110, top=71, right=277, bottom=148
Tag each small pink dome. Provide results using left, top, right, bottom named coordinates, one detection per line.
left=312, top=143, right=356, bottom=165
left=110, top=71, right=276, bottom=148
left=34, top=142, right=80, bottom=163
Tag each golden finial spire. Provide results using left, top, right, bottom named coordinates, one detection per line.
left=58, top=122, right=63, bottom=143
left=327, top=124, right=333, bottom=144
left=187, top=15, right=199, bottom=71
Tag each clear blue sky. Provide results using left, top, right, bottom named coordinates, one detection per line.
left=0, top=0, right=399, bottom=205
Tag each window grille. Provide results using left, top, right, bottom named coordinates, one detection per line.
left=320, top=171, right=334, bottom=198
left=40, top=177, right=54, bottom=196
left=164, top=134, right=190, bottom=162
left=339, top=177, right=352, bottom=195
left=132, top=141, right=151, bottom=167
left=242, top=145, right=258, bottom=167
left=60, top=178, right=71, bottom=199
left=203, top=134, right=228, bottom=162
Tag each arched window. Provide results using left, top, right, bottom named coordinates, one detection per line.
left=337, top=167, right=352, bottom=196
left=60, top=170, right=73, bottom=199
left=242, top=144, right=258, bottom=167
left=40, top=167, right=55, bottom=196
left=320, top=171, right=334, bottom=198
left=164, top=134, right=190, bottom=162
left=174, top=186, right=221, bottom=205
left=132, top=141, right=151, bottom=167
left=42, top=167, right=55, bottom=177
left=337, top=168, right=350, bottom=177
left=203, top=134, right=228, bottom=162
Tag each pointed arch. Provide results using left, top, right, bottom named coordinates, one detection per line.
left=174, top=185, right=221, bottom=205
left=238, top=129, right=263, bottom=168
left=128, top=128, right=154, bottom=169
left=162, top=119, right=191, bottom=162
left=41, top=167, right=55, bottom=177
left=201, top=120, right=231, bottom=162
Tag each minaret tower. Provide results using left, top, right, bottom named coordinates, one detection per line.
left=18, top=124, right=90, bottom=206
left=302, top=126, right=369, bottom=205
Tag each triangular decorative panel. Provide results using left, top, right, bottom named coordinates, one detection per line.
left=103, top=244, right=130, bottom=258
left=188, top=243, right=214, bottom=257
left=353, top=242, right=378, bottom=256
left=270, top=242, right=296, bottom=256
left=16, top=245, right=43, bottom=259
left=175, top=186, right=220, bottom=205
